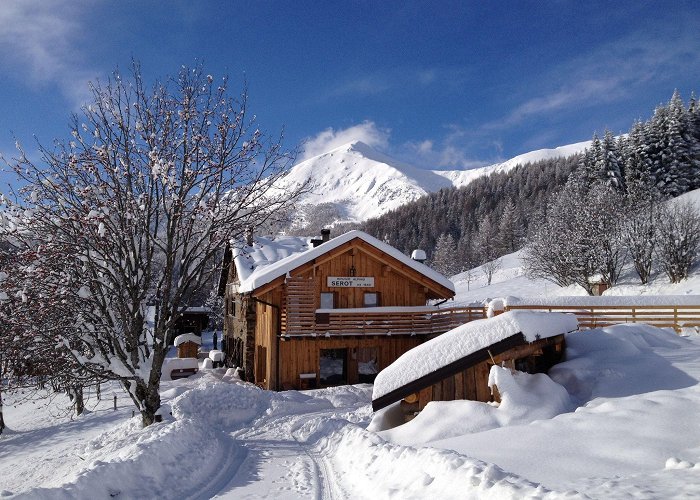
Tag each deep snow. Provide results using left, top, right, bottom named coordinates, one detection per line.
left=3, top=322, right=700, bottom=499
left=372, top=311, right=577, bottom=399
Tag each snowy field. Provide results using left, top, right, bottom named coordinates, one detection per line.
left=3, top=322, right=700, bottom=499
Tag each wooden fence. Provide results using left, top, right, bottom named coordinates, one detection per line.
left=282, top=285, right=700, bottom=337
left=503, top=304, right=700, bottom=333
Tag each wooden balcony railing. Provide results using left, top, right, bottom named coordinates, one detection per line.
left=282, top=305, right=487, bottom=337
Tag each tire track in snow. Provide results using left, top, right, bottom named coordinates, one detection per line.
left=217, top=399, right=365, bottom=499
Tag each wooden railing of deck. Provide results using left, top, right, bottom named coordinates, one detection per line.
left=284, top=306, right=486, bottom=337
left=504, top=304, right=700, bottom=333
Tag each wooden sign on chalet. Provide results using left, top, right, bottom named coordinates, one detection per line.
left=218, top=229, right=482, bottom=391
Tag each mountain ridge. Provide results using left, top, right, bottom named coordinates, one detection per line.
left=280, top=139, right=590, bottom=226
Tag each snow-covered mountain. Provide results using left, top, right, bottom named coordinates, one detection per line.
left=280, top=139, right=590, bottom=225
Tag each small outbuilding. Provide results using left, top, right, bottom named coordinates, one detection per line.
left=587, top=274, right=610, bottom=296
left=371, top=311, right=577, bottom=420
left=174, top=333, right=202, bottom=359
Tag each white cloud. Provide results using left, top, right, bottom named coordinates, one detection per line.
left=492, top=30, right=700, bottom=130
left=0, top=1, right=97, bottom=106
left=499, top=77, right=624, bottom=128
left=300, top=121, right=390, bottom=161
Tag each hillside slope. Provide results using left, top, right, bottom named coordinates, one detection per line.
left=451, top=188, right=700, bottom=303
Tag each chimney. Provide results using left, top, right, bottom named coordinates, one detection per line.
left=245, top=226, right=254, bottom=247
left=321, top=228, right=331, bottom=242
left=411, top=249, right=427, bottom=263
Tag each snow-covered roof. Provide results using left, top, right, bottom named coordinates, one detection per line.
left=372, top=310, right=578, bottom=400
left=232, top=234, right=312, bottom=289
left=233, top=230, right=455, bottom=294
left=174, top=333, right=202, bottom=347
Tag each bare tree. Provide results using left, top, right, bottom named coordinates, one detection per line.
left=622, top=193, right=662, bottom=284
left=524, top=181, right=601, bottom=295
left=589, top=187, right=627, bottom=286
left=0, top=62, right=306, bottom=426
left=656, top=200, right=700, bottom=283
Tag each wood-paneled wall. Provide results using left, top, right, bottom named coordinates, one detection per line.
left=274, top=335, right=422, bottom=390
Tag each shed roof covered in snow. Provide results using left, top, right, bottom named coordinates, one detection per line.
left=371, top=311, right=578, bottom=409
left=173, top=333, right=202, bottom=347
left=230, top=230, right=455, bottom=295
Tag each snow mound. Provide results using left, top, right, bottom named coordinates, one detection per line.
left=323, top=424, right=564, bottom=499
left=378, top=366, right=573, bottom=445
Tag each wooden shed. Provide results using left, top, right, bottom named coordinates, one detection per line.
left=174, top=333, right=201, bottom=359
left=371, top=311, right=576, bottom=421
left=218, top=230, right=481, bottom=390
left=173, top=307, right=210, bottom=338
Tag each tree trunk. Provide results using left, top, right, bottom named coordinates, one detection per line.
left=73, top=386, right=85, bottom=416
left=0, top=388, right=5, bottom=435
left=135, top=380, right=161, bottom=427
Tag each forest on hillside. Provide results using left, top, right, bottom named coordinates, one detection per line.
left=361, top=90, right=700, bottom=278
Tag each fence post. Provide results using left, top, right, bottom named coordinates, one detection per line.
left=113, top=394, right=117, bottom=411
left=674, top=307, right=679, bottom=333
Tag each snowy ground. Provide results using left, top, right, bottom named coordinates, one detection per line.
left=3, top=323, right=700, bottom=499
left=2, top=189, right=700, bottom=498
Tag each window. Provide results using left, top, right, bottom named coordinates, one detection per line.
left=320, top=292, right=335, bottom=309
left=363, top=292, right=380, bottom=307
left=226, top=297, right=237, bottom=317
left=319, top=348, right=347, bottom=386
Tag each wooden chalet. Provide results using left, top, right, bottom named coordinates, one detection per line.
left=371, top=311, right=576, bottom=421
left=218, top=230, right=483, bottom=390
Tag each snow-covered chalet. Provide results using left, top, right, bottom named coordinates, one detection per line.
left=218, top=229, right=482, bottom=390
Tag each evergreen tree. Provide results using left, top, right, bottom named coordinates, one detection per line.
left=661, top=90, right=696, bottom=197
left=430, top=233, right=459, bottom=277
left=624, top=120, right=656, bottom=197
left=598, top=129, right=625, bottom=191
left=497, top=199, right=522, bottom=254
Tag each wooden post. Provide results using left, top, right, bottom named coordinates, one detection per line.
left=113, top=394, right=117, bottom=411
left=674, top=307, right=679, bottom=334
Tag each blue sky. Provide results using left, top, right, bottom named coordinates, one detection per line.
left=0, top=0, right=699, bottom=182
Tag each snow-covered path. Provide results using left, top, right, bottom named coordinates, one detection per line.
left=209, top=386, right=372, bottom=499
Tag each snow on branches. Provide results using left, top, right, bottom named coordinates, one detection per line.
left=0, top=62, right=308, bottom=426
